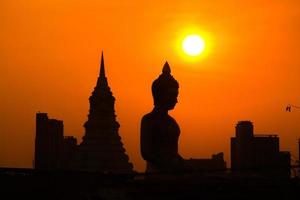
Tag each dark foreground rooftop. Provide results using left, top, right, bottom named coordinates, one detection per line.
left=1, top=168, right=299, bottom=200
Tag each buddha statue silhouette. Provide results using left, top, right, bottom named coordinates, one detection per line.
left=140, top=61, right=187, bottom=173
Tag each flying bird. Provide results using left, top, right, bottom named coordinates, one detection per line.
left=286, top=104, right=300, bottom=112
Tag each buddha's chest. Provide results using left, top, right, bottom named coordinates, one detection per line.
left=152, top=119, right=180, bottom=144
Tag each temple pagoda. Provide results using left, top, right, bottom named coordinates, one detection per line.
left=78, top=52, right=133, bottom=173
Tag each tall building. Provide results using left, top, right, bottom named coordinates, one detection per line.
left=77, top=52, right=133, bottom=172
left=298, top=138, right=300, bottom=176
left=231, top=121, right=290, bottom=176
left=34, top=113, right=64, bottom=170
left=61, top=136, right=77, bottom=170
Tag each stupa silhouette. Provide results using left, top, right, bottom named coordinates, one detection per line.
left=77, top=52, right=133, bottom=173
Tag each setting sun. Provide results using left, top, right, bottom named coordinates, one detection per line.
left=182, top=35, right=205, bottom=56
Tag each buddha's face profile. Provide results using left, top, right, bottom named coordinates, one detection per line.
left=158, top=87, right=178, bottom=110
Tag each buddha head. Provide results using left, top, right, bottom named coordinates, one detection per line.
left=152, top=62, right=179, bottom=110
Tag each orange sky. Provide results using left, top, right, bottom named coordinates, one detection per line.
left=1, top=0, right=300, bottom=171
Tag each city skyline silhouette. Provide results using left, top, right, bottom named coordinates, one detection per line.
left=0, top=0, right=300, bottom=200
left=31, top=54, right=296, bottom=176
left=1, top=55, right=299, bottom=200
left=1, top=1, right=300, bottom=198
left=1, top=0, right=300, bottom=175
left=1, top=51, right=300, bottom=172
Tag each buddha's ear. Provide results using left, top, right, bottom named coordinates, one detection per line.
left=167, top=87, right=179, bottom=94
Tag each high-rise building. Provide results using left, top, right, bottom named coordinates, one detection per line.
left=298, top=138, right=300, bottom=176
left=231, top=121, right=290, bottom=176
left=77, top=52, right=133, bottom=172
left=298, top=138, right=300, bottom=163
left=34, top=113, right=64, bottom=170
left=61, top=136, right=77, bottom=170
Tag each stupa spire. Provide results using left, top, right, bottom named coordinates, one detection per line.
left=96, top=51, right=108, bottom=87
left=100, top=51, right=105, bottom=78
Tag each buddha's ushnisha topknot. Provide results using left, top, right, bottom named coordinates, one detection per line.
left=162, top=61, right=171, bottom=74
left=151, top=61, right=179, bottom=106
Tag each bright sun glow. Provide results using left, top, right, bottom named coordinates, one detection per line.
left=182, top=35, right=205, bottom=56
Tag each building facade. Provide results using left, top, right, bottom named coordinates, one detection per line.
left=35, top=113, right=64, bottom=170
left=298, top=138, right=300, bottom=176
left=231, top=121, right=290, bottom=176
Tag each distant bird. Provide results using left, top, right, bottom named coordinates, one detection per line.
left=286, top=104, right=300, bottom=112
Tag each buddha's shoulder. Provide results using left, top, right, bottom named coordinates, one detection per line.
left=141, top=113, right=176, bottom=123
left=141, top=112, right=155, bottom=122
left=167, top=115, right=177, bottom=122
left=141, top=112, right=164, bottom=126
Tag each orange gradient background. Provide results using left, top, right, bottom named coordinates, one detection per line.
left=1, top=0, right=300, bottom=171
